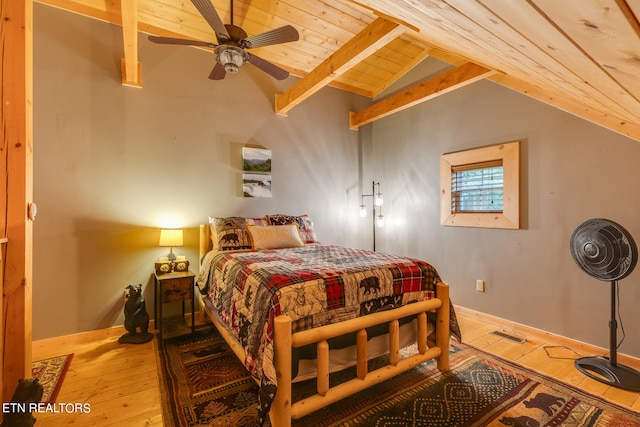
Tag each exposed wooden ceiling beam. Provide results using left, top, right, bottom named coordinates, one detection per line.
left=488, top=73, right=640, bottom=142
left=430, top=46, right=640, bottom=141
left=36, top=0, right=119, bottom=23
left=120, top=0, right=141, bottom=87
left=349, top=62, right=495, bottom=130
left=275, top=17, right=406, bottom=116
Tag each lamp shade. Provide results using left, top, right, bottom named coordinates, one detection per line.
left=159, top=229, right=183, bottom=247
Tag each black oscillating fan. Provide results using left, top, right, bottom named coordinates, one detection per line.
left=570, top=218, right=640, bottom=391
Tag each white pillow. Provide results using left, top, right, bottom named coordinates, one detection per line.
left=247, top=224, right=305, bottom=250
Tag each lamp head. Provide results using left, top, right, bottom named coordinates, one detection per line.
left=159, top=229, right=183, bottom=261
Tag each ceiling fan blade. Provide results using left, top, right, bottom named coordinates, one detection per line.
left=191, top=0, right=230, bottom=42
left=247, top=53, right=289, bottom=80
left=148, top=35, right=215, bottom=48
left=209, top=62, right=227, bottom=80
left=243, top=25, right=299, bottom=49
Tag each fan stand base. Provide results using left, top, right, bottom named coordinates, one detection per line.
left=575, top=356, right=640, bottom=392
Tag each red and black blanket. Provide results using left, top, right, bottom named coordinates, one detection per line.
left=197, top=244, right=459, bottom=424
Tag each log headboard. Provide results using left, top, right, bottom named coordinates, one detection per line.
left=199, top=224, right=212, bottom=264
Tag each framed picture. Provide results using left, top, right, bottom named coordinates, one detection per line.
left=243, top=173, right=272, bottom=198
left=242, top=147, right=272, bottom=173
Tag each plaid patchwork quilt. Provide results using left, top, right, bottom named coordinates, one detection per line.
left=197, top=244, right=449, bottom=424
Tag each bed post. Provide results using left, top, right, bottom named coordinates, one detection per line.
left=271, top=315, right=293, bottom=427
left=199, top=224, right=210, bottom=262
left=436, top=282, right=450, bottom=371
left=197, top=225, right=212, bottom=323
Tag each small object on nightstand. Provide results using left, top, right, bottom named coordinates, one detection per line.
left=173, top=259, right=190, bottom=272
left=155, top=261, right=172, bottom=275
left=155, top=259, right=190, bottom=274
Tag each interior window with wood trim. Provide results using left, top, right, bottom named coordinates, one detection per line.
left=440, top=141, right=519, bottom=229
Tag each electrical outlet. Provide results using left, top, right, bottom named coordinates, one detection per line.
left=476, top=280, right=485, bottom=292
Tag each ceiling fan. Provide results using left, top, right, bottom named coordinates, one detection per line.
left=148, top=0, right=299, bottom=80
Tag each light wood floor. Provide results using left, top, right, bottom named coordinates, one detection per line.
left=30, top=308, right=640, bottom=426
left=31, top=327, right=162, bottom=426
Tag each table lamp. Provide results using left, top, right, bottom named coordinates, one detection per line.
left=159, top=229, right=183, bottom=261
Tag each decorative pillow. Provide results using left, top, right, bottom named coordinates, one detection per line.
left=208, top=216, right=267, bottom=251
left=265, top=214, right=318, bottom=243
left=247, top=224, right=305, bottom=250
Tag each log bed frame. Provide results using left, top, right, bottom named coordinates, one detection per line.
left=198, top=224, right=450, bottom=426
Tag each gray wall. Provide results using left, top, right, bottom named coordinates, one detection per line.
left=371, top=80, right=640, bottom=357
left=32, top=4, right=370, bottom=339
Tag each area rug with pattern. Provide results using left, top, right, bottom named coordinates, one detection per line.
left=31, top=353, right=73, bottom=403
left=156, top=328, right=640, bottom=426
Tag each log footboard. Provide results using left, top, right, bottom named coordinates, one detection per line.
left=270, top=281, right=450, bottom=426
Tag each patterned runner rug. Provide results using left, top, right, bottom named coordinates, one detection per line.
left=156, top=329, right=640, bottom=426
left=31, top=354, right=73, bottom=403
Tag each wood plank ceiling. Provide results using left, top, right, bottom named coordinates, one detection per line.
left=36, top=0, right=640, bottom=141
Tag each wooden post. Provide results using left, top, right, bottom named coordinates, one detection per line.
left=436, top=282, right=450, bottom=371
left=1, top=0, right=34, bottom=404
left=316, top=340, right=329, bottom=396
left=271, top=316, right=292, bottom=427
left=417, top=311, right=427, bottom=354
left=389, top=319, right=399, bottom=366
left=0, top=238, right=7, bottom=422
left=356, top=329, right=368, bottom=379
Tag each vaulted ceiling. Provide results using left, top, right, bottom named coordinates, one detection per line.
left=37, top=0, right=640, bottom=141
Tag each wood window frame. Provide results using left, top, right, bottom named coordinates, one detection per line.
left=440, top=141, right=520, bottom=229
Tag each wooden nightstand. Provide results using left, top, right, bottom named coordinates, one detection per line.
left=154, top=270, right=196, bottom=339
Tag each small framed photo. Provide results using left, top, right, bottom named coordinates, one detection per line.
left=242, top=147, right=272, bottom=173
left=243, top=173, right=272, bottom=198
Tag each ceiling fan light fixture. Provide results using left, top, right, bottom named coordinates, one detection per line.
left=215, top=45, right=247, bottom=73
left=150, top=0, right=297, bottom=80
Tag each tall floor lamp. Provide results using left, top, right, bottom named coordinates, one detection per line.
left=359, top=181, right=384, bottom=251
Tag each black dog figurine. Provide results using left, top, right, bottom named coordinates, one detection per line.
left=118, top=284, right=153, bottom=344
